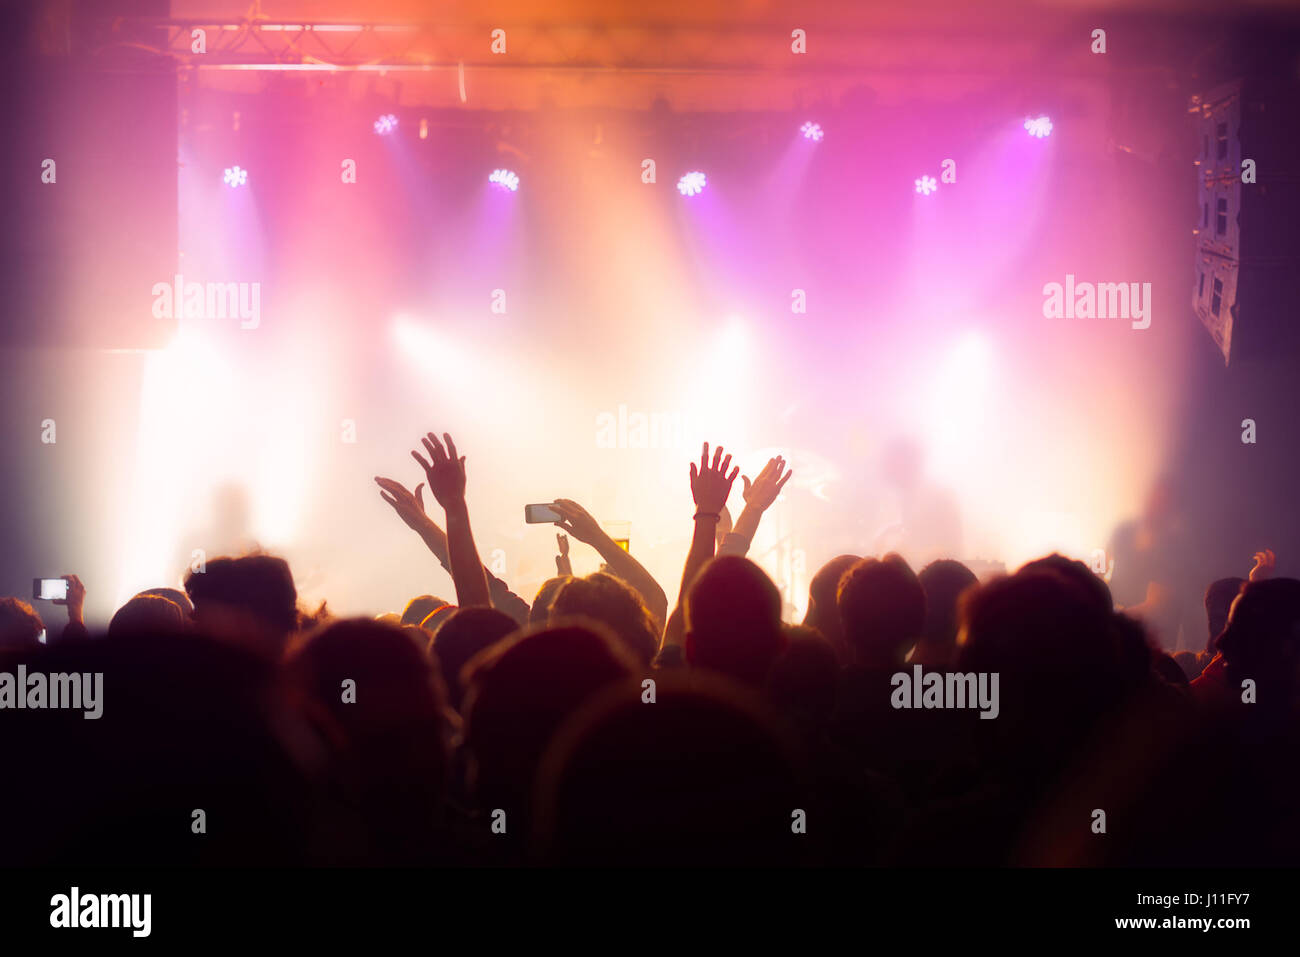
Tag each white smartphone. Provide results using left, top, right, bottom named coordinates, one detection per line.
left=524, top=503, right=562, bottom=523
left=34, top=578, right=69, bottom=601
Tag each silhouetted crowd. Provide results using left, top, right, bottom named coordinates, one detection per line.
left=1, top=435, right=1296, bottom=866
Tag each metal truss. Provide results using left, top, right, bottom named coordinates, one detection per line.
left=75, top=15, right=1050, bottom=77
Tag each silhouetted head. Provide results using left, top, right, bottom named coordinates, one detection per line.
left=289, top=618, right=448, bottom=749
left=837, top=553, right=924, bottom=666
left=1018, top=553, right=1113, bottom=613
left=685, top=556, right=785, bottom=686
left=419, top=604, right=457, bottom=636
left=108, top=595, right=187, bottom=641
left=767, top=625, right=838, bottom=721
left=533, top=671, right=805, bottom=865
left=1112, top=611, right=1159, bottom=690
left=136, top=587, right=194, bottom=617
left=461, top=620, right=637, bottom=819
left=4, top=626, right=307, bottom=866
left=530, top=576, right=570, bottom=626
left=430, top=606, right=519, bottom=711
left=958, top=569, right=1123, bottom=767
left=184, top=554, right=298, bottom=657
left=550, top=572, right=659, bottom=665
left=1215, top=578, right=1300, bottom=687
left=401, top=594, right=450, bottom=628
left=288, top=618, right=452, bottom=858
left=1205, top=577, right=1246, bottom=651
left=917, top=558, right=979, bottom=652
left=0, top=597, right=44, bottom=649
left=960, top=570, right=1120, bottom=688
left=803, top=554, right=859, bottom=650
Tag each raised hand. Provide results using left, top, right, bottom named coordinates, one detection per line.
left=689, top=442, right=739, bottom=514
left=555, top=533, right=573, bottom=577
left=374, top=476, right=430, bottom=532
left=1249, top=548, right=1276, bottom=582
left=661, top=443, right=740, bottom=654
left=548, top=498, right=665, bottom=623
left=404, top=431, right=488, bottom=606
left=550, top=499, right=604, bottom=546
left=410, top=432, right=468, bottom=513
left=741, top=455, right=793, bottom=512
left=54, top=574, right=86, bottom=626
left=715, top=452, right=795, bottom=561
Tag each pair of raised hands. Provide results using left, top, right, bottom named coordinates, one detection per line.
left=374, top=434, right=590, bottom=572
left=375, top=430, right=494, bottom=608
left=375, top=431, right=467, bottom=527
left=689, top=442, right=792, bottom=515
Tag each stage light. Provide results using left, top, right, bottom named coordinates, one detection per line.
left=488, top=168, right=520, bottom=191
left=393, top=315, right=477, bottom=389
left=718, top=315, right=749, bottom=356
left=925, top=330, right=995, bottom=492
left=946, top=332, right=994, bottom=390
left=1024, top=115, right=1053, bottom=139
left=685, top=314, right=751, bottom=449
left=374, top=113, right=398, bottom=135
left=223, top=166, right=248, bottom=187
left=800, top=121, right=824, bottom=142
left=914, top=174, right=937, bottom=196
left=419, top=118, right=428, bottom=140
left=677, top=171, right=707, bottom=196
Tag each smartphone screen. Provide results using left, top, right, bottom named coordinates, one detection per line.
left=524, top=504, right=561, bottom=524
left=34, top=578, right=68, bottom=601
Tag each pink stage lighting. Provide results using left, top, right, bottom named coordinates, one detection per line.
left=677, top=171, right=707, bottom=196
left=488, top=168, right=520, bottom=191
left=800, top=121, right=824, bottom=142
left=223, top=165, right=248, bottom=187
left=914, top=174, right=937, bottom=196
left=374, top=113, right=399, bottom=135
left=1024, top=115, right=1053, bottom=139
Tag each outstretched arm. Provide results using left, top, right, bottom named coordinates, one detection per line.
left=375, top=476, right=451, bottom=562
left=375, top=474, right=530, bottom=623
left=549, top=499, right=667, bottom=625
left=661, top=442, right=739, bottom=654
left=54, top=574, right=89, bottom=642
left=410, top=432, right=491, bottom=609
left=718, top=455, right=793, bottom=557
